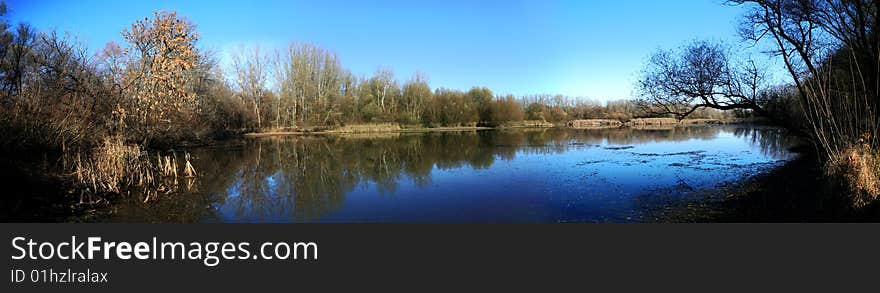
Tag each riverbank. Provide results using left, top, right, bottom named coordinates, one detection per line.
left=245, top=118, right=750, bottom=137
left=244, top=126, right=495, bottom=137
left=650, top=150, right=880, bottom=222
left=567, top=117, right=755, bottom=128
left=243, top=122, right=549, bottom=137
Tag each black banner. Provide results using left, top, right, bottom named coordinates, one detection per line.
left=1, top=224, right=878, bottom=292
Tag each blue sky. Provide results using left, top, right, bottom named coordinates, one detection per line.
left=6, top=0, right=763, bottom=101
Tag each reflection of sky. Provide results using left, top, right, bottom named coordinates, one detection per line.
left=226, top=182, right=241, bottom=199
left=210, top=127, right=793, bottom=223
left=214, top=171, right=290, bottom=222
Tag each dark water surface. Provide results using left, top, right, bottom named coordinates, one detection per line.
left=103, top=125, right=796, bottom=223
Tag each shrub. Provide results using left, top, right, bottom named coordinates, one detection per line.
left=827, top=144, right=880, bottom=209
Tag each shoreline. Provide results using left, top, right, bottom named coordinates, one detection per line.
left=243, top=125, right=498, bottom=137
left=650, top=151, right=880, bottom=222
left=243, top=118, right=755, bottom=138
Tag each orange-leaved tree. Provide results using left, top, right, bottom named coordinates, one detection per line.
left=119, top=10, right=200, bottom=145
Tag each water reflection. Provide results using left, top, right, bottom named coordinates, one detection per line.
left=104, top=125, right=796, bottom=223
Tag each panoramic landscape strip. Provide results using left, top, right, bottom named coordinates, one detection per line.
left=1, top=0, right=879, bottom=222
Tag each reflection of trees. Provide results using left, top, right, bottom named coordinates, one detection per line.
left=732, top=127, right=798, bottom=159
left=112, top=126, right=794, bottom=222
left=578, top=125, right=725, bottom=145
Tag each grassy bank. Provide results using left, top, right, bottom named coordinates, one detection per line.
left=567, top=118, right=754, bottom=129
left=246, top=118, right=755, bottom=137
left=244, top=123, right=538, bottom=137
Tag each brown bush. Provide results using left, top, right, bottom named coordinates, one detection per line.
left=827, top=144, right=880, bottom=209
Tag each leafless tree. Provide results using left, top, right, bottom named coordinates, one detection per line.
left=231, top=45, right=267, bottom=129
left=636, top=40, right=769, bottom=120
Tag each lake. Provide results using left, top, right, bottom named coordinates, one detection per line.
left=101, top=125, right=797, bottom=223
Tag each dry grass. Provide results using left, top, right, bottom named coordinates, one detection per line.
left=567, top=119, right=622, bottom=128
left=626, top=118, right=678, bottom=126
left=329, top=132, right=401, bottom=140
left=629, top=125, right=678, bottom=130
left=678, top=119, right=722, bottom=125
left=67, top=136, right=197, bottom=203
left=827, top=144, right=880, bottom=209
left=329, top=123, right=401, bottom=134
left=502, top=120, right=555, bottom=128
left=245, top=123, right=495, bottom=137
left=566, top=118, right=732, bottom=128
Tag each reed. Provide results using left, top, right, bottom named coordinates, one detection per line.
left=66, top=136, right=197, bottom=203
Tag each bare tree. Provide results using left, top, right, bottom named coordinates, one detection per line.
left=401, top=72, right=431, bottom=123
left=272, top=47, right=295, bottom=128
left=273, top=42, right=346, bottom=127
left=231, top=45, right=267, bottom=129
left=371, top=68, right=394, bottom=112
left=636, top=40, right=769, bottom=120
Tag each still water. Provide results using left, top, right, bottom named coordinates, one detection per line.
left=104, top=125, right=796, bottom=223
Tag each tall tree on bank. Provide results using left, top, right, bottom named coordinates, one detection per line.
left=120, top=10, right=200, bottom=145
left=401, top=72, right=431, bottom=124
left=231, top=45, right=268, bottom=129
left=273, top=42, right=348, bottom=127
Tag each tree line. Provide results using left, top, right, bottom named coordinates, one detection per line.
left=231, top=44, right=730, bottom=131
left=0, top=1, right=734, bottom=153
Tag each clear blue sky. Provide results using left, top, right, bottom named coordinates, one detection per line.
left=6, top=0, right=758, bottom=101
